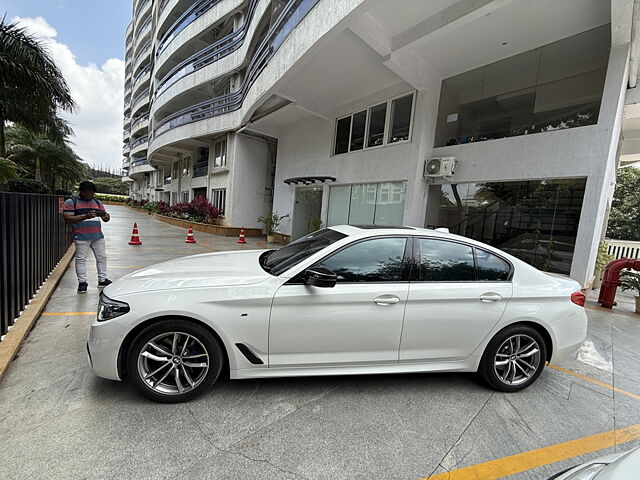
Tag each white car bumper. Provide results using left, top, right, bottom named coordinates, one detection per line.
left=87, top=317, right=131, bottom=381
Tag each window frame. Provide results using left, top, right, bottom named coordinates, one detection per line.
left=287, top=235, right=414, bottom=285
left=332, top=91, right=415, bottom=156
left=211, top=188, right=226, bottom=215
left=412, top=236, right=513, bottom=283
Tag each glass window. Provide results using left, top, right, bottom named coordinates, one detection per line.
left=427, top=178, right=587, bottom=275
left=418, top=239, right=475, bottom=281
left=348, top=184, right=377, bottom=224
left=367, top=103, right=387, bottom=147
left=263, top=229, right=347, bottom=275
left=373, top=183, right=407, bottom=225
left=434, top=25, right=609, bottom=147
left=213, top=140, right=226, bottom=168
left=316, top=237, right=407, bottom=282
left=211, top=188, right=226, bottom=214
left=476, top=249, right=510, bottom=281
left=335, top=117, right=351, bottom=154
left=327, top=182, right=406, bottom=227
left=350, top=110, right=367, bottom=151
left=388, top=94, right=413, bottom=143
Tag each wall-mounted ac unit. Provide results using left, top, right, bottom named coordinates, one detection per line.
left=424, top=157, right=456, bottom=178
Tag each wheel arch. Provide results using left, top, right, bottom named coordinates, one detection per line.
left=117, top=315, right=230, bottom=379
left=491, top=320, right=554, bottom=363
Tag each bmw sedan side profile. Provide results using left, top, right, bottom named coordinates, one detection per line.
left=87, top=225, right=588, bottom=402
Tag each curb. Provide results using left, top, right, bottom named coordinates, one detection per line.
left=0, top=244, right=76, bottom=383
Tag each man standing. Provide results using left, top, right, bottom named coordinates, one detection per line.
left=63, top=181, right=112, bottom=293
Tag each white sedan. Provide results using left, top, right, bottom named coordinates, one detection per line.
left=88, top=225, right=588, bottom=402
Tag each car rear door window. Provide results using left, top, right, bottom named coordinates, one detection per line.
left=476, top=249, right=511, bottom=281
left=315, top=237, right=408, bottom=282
left=417, top=238, right=475, bottom=281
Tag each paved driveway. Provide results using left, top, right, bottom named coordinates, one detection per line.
left=1, top=206, right=640, bottom=480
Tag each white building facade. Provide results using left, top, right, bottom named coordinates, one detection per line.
left=121, top=0, right=640, bottom=286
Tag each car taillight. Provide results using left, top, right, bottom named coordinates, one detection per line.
left=571, top=291, right=586, bottom=307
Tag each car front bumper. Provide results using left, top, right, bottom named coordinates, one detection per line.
left=87, top=317, right=131, bottom=381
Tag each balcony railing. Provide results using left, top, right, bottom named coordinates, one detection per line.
left=133, top=65, right=151, bottom=85
left=157, top=0, right=224, bottom=55
left=124, top=115, right=131, bottom=125
left=132, top=157, right=149, bottom=167
left=123, top=129, right=131, bottom=138
left=159, top=0, right=172, bottom=12
left=156, top=0, right=260, bottom=96
left=133, top=40, right=152, bottom=66
left=132, top=113, right=150, bottom=130
left=132, top=89, right=150, bottom=109
left=136, top=15, right=152, bottom=38
left=134, top=0, right=151, bottom=18
left=192, top=163, right=208, bottom=178
left=131, top=134, right=149, bottom=149
left=155, top=0, right=319, bottom=137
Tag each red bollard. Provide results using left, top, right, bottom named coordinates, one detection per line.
left=598, top=258, right=640, bottom=308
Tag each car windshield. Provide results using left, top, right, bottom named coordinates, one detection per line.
left=260, top=228, right=347, bottom=276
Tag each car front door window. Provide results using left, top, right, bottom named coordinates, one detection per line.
left=315, top=237, right=408, bottom=282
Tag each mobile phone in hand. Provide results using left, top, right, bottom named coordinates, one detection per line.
left=95, top=210, right=107, bottom=217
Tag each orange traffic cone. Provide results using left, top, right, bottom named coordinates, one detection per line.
left=237, top=226, right=247, bottom=244
left=128, top=222, right=142, bottom=245
left=185, top=225, right=196, bottom=243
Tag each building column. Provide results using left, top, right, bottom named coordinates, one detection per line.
left=570, top=43, right=629, bottom=286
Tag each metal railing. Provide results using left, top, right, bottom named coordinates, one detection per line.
left=0, top=193, right=72, bottom=339
left=157, top=0, right=225, bottom=55
left=133, top=40, right=152, bottom=66
left=133, top=65, right=151, bottom=85
left=132, top=157, right=149, bottom=167
left=193, top=163, right=209, bottom=178
left=156, top=0, right=261, bottom=96
left=606, top=239, right=640, bottom=260
left=132, top=89, right=150, bottom=111
left=154, top=0, right=320, bottom=137
left=131, top=134, right=149, bottom=149
left=132, top=113, right=150, bottom=130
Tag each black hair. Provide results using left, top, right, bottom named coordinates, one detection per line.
left=78, top=180, right=97, bottom=192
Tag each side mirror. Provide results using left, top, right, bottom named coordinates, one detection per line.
left=304, top=267, right=337, bottom=288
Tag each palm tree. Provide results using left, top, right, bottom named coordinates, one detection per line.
left=0, top=17, right=75, bottom=157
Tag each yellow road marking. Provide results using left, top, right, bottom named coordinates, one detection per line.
left=41, top=312, right=96, bottom=316
left=424, top=423, right=640, bottom=480
left=548, top=364, right=640, bottom=400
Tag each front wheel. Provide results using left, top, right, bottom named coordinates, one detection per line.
left=478, top=325, right=546, bottom=392
left=126, top=319, right=223, bottom=403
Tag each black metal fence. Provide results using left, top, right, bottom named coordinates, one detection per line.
left=0, top=192, right=72, bottom=338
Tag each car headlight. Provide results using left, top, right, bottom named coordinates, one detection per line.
left=563, top=463, right=607, bottom=480
left=97, top=294, right=130, bottom=322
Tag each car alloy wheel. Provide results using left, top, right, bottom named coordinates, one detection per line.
left=493, top=334, right=541, bottom=386
left=137, top=331, right=210, bottom=395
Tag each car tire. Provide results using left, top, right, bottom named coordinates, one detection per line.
left=126, top=319, right=223, bottom=403
left=478, top=324, right=547, bottom=392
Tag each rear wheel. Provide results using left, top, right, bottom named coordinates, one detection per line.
left=126, top=319, right=223, bottom=403
left=478, top=325, right=546, bottom=392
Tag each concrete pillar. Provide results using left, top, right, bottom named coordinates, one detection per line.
left=570, top=43, right=630, bottom=286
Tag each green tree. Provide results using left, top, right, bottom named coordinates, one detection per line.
left=606, top=167, right=640, bottom=241
left=0, top=17, right=75, bottom=157
left=93, top=177, right=130, bottom=195
left=5, top=124, right=88, bottom=191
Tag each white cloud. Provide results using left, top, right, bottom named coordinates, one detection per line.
left=13, top=16, right=125, bottom=172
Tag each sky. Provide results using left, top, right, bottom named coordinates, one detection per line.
left=2, top=1, right=132, bottom=171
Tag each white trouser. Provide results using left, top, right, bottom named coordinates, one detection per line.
left=75, top=238, right=108, bottom=284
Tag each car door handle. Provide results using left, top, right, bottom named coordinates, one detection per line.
left=374, top=295, right=400, bottom=305
left=479, top=293, right=502, bottom=302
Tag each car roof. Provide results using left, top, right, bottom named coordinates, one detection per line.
left=329, top=224, right=443, bottom=237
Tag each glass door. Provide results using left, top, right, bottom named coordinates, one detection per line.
left=292, top=187, right=323, bottom=240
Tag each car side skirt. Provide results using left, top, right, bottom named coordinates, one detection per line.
left=230, top=357, right=483, bottom=380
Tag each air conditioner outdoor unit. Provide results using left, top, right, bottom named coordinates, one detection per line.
left=424, top=157, right=456, bottom=178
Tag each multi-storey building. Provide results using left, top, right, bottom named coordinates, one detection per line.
left=122, top=0, right=640, bottom=286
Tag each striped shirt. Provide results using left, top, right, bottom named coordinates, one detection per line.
left=63, top=197, right=105, bottom=241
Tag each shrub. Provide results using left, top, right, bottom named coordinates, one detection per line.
left=55, top=188, right=72, bottom=196
left=95, top=193, right=128, bottom=203
left=93, top=177, right=130, bottom=195
left=8, top=178, right=50, bottom=194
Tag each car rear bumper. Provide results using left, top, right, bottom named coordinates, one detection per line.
left=549, top=308, right=588, bottom=364
left=87, top=318, right=129, bottom=381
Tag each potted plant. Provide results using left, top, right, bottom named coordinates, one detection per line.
left=619, top=270, right=640, bottom=314
left=593, top=241, right=614, bottom=290
left=258, top=211, right=288, bottom=243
